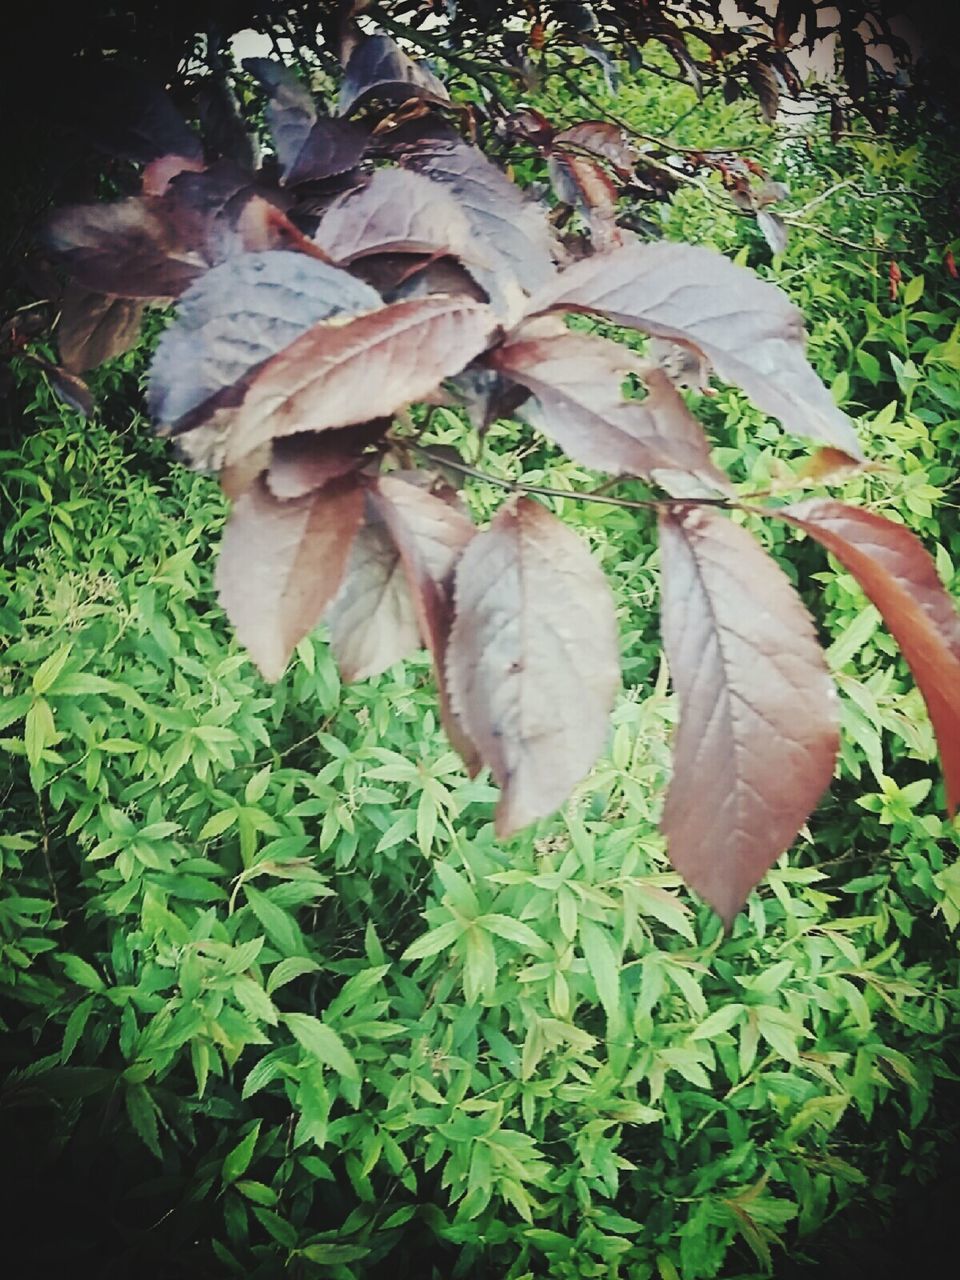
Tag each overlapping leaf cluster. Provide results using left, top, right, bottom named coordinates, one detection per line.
left=40, top=28, right=960, bottom=925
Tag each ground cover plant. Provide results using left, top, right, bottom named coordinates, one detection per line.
left=1, top=4, right=960, bottom=1277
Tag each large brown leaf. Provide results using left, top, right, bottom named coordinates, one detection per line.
left=215, top=474, right=364, bottom=682
left=658, top=505, right=839, bottom=928
left=531, top=240, right=863, bottom=460
left=244, top=59, right=367, bottom=185
left=44, top=198, right=207, bottom=298
left=447, top=497, right=620, bottom=835
left=285, top=118, right=368, bottom=186
left=315, top=166, right=519, bottom=320
left=148, top=250, right=381, bottom=432
left=371, top=474, right=479, bottom=771
left=57, top=285, right=145, bottom=373
left=224, top=295, right=495, bottom=464
left=490, top=324, right=731, bottom=496
left=338, top=34, right=449, bottom=116
left=325, top=500, right=422, bottom=681
left=396, top=125, right=557, bottom=296
left=243, top=58, right=316, bottom=176
left=776, top=500, right=960, bottom=813
left=266, top=424, right=387, bottom=500
left=316, top=166, right=474, bottom=264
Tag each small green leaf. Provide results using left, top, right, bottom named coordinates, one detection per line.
left=25, top=698, right=55, bottom=767
left=300, top=1244, right=371, bottom=1264
left=61, top=954, right=105, bottom=991
left=480, top=914, right=549, bottom=953
left=199, top=809, right=239, bottom=840
left=266, top=956, right=321, bottom=995
left=244, top=766, right=272, bottom=805
left=32, top=643, right=73, bottom=694
left=251, top=1207, right=297, bottom=1248
left=401, top=918, right=464, bottom=961
left=235, top=1179, right=278, bottom=1207
left=283, top=1013, right=359, bottom=1081
left=244, top=886, right=305, bottom=956
left=579, top=919, right=621, bottom=1021
left=902, top=273, right=924, bottom=306
left=690, top=1003, right=745, bottom=1041
left=223, top=1121, right=261, bottom=1184
left=126, top=1084, right=162, bottom=1159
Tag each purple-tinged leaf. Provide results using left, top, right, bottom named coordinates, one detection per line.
left=658, top=504, right=839, bottom=928
left=316, top=166, right=525, bottom=321
left=395, top=126, right=558, bottom=295
left=148, top=250, right=381, bottom=433
left=546, top=152, right=622, bottom=249
left=224, top=295, right=495, bottom=464
left=746, top=60, right=781, bottom=124
left=325, top=499, right=421, bottom=681
left=372, top=474, right=479, bottom=770
left=243, top=58, right=316, bottom=175
left=383, top=257, right=490, bottom=308
left=57, top=285, right=144, bottom=373
left=531, top=240, right=863, bottom=459
left=266, top=424, right=387, bottom=500
left=35, top=359, right=94, bottom=418
left=216, top=474, right=364, bottom=682
left=339, top=34, right=449, bottom=117
left=776, top=500, right=960, bottom=813
left=285, top=118, right=368, bottom=186
left=316, top=166, right=473, bottom=263
left=491, top=324, right=730, bottom=496
left=44, top=198, right=207, bottom=298
left=447, top=497, right=620, bottom=835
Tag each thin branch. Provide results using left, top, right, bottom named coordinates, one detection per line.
left=411, top=444, right=763, bottom=512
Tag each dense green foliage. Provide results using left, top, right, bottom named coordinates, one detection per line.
left=2, top=58, right=960, bottom=1279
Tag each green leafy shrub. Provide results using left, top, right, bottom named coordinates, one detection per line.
left=2, top=41, right=960, bottom=1280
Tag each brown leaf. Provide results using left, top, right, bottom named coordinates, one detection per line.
left=658, top=504, right=839, bottom=928
left=243, top=58, right=316, bottom=176
left=546, top=153, right=622, bottom=248
left=746, top=61, right=781, bottom=124
left=267, top=423, right=387, bottom=499
left=371, top=474, right=479, bottom=771
left=395, top=125, right=558, bottom=295
left=447, top=497, right=620, bottom=835
left=339, top=34, right=449, bottom=116
left=314, top=167, right=517, bottom=317
left=215, top=474, right=364, bottom=682
left=794, top=447, right=865, bottom=486
left=775, top=500, right=960, bottom=813
left=317, top=166, right=474, bottom=263
left=224, top=295, right=495, bottom=464
left=285, top=118, right=368, bottom=186
left=44, top=198, right=207, bottom=298
left=57, top=285, right=145, bottom=373
left=325, top=499, right=422, bottom=681
left=148, top=251, right=382, bottom=433
left=552, top=121, right=637, bottom=178
left=531, top=240, right=863, bottom=460
left=491, top=325, right=730, bottom=496
left=35, top=359, right=94, bottom=418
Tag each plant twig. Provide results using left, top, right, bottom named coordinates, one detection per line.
left=411, top=444, right=767, bottom=512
